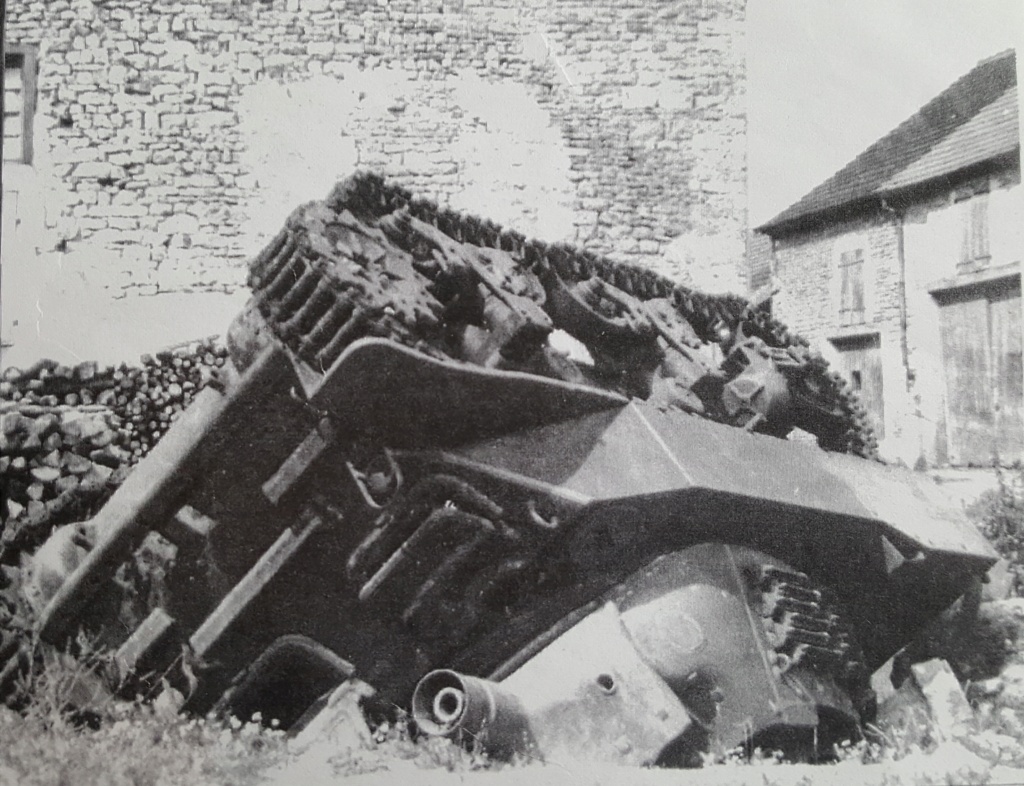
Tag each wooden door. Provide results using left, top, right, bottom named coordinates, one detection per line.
left=831, top=334, right=884, bottom=438
left=937, top=277, right=1023, bottom=465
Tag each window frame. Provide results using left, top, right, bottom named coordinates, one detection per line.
left=837, top=246, right=867, bottom=326
left=957, top=189, right=991, bottom=271
left=3, top=44, right=38, bottom=166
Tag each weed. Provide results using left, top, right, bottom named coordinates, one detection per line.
left=967, top=464, right=1024, bottom=596
left=0, top=643, right=287, bottom=786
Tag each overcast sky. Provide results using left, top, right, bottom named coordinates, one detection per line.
left=747, top=0, right=1024, bottom=227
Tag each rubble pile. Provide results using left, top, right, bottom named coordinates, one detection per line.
left=0, top=339, right=227, bottom=557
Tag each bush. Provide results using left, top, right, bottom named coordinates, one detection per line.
left=967, top=466, right=1024, bottom=597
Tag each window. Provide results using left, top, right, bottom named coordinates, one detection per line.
left=838, top=248, right=865, bottom=325
left=959, top=192, right=990, bottom=270
left=4, top=47, right=36, bottom=165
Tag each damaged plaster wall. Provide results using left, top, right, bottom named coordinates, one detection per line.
left=234, top=68, right=577, bottom=253
left=2, top=0, right=746, bottom=365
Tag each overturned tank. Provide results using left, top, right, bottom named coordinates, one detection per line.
left=7, top=173, right=996, bottom=767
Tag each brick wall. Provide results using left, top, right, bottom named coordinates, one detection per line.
left=745, top=228, right=772, bottom=294
left=2, top=0, right=746, bottom=364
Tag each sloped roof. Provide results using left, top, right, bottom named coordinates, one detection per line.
left=759, top=50, right=1019, bottom=236
left=882, top=86, right=1019, bottom=191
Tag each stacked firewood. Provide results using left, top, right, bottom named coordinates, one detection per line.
left=0, top=408, right=126, bottom=520
left=0, top=408, right=130, bottom=559
left=0, top=339, right=227, bottom=542
left=108, top=341, right=229, bottom=461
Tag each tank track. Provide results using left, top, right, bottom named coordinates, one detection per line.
left=246, top=172, right=878, bottom=459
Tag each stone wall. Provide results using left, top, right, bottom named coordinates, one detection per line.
left=900, top=168, right=1023, bottom=465
left=772, top=212, right=902, bottom=343
left=2, top=0, right=746, bottom=365
left=772, top=212, right=904, bottom=456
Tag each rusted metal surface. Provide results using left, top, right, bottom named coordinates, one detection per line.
left=213, top=635, right=355, bottom=729
left=304, top=338, right=627, bottom=449
left=113, top=607, right=176, bottom=684
left=188, top=513, right=322, bottom=661
left=16, top=331, right=993, bottom=762
left=249, top=173, right=879, bottom=457
left=36, top=345, right=300, bottom=643
left=413, top=544, right=866, bottom=766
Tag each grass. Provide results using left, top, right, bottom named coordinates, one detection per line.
left=0, top=705, right=283, bottom=786
left=0, top=647, right=287, bottom=786
left=0, top=648, right=1018, bottom=786
left=0, top=639, right=501, bottom=786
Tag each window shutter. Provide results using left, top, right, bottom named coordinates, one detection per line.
left=970, top=195, right=990, bottom=262
left=3, top=48, right=35, bottom=165
left=839, top=249, right=865, bottom=325
left=959, top=193, right=991, bottom=268
left=3, top=61, right=24, bottom=162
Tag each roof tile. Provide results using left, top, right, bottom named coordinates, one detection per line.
left=760, top=50, right=1019, bottom=235
left=881, top=86, right=1019, bottom=191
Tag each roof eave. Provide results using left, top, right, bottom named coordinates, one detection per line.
left=757, top=146, right=1021, bottom=240
left=755, top=195, right=885, bottom=239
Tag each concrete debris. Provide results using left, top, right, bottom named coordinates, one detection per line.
left=910, top=659, right=974, bottom=739
left=983, top=558, right=1016, bottom=602
left=263, top=679, right=376, bottom=785
left=875, top=658, right=972, bottom=745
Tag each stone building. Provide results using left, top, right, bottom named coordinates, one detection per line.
left=757, top=50, right=1022, bottom=467
left=1, top=0, right=747, bottom=365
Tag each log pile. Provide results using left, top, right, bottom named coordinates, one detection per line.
left=0, top=338, right=227, bottom=557
left=107, top=341, right=228, bottom=461
left=0, top=408, right=125, bottom=521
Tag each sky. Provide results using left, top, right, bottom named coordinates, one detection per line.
left=746, top=0, right=1024, bottom=227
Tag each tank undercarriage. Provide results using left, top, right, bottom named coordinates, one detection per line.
left=2, top=174, right=995, bottom=767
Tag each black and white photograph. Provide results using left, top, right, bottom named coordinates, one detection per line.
left=1, top=1, right=1022, bottom=783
